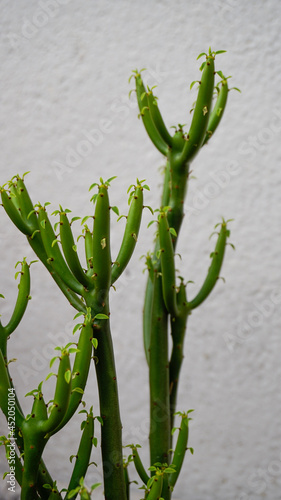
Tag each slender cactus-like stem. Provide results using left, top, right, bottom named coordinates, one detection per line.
left=169, top=283, right=189, bottom=429
left=65, top=410, right=94, bottom=499
left=149, top=274, right=170, bottom=467
left=91, top=300, right=126, bottom=500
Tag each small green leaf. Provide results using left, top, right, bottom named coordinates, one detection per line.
left=96, top=416, right=104, bottom=425
left=92, top=338, right=98, bottom=349
left=31, top=229, right=40, bottom=239
left=90, top=193, right=99, bottom=204
left=73, top=312, right=84, bottom=320
left=140, top=106, right=149, bottom=114
left=73, top=323, right=82, bottom=335
left=156, top=249, right=162, bottom=260
left=51, top=238, right=59, bottom=248
left=81, top=216, right=90, bottom=225
left=106, top=176, right=117, bottom=185
left=164, top=467, right=176, bottom=474
left=27, top=209, right=37, bottom=219
left=42, top=484, right=52, bottom=490
left=25, top=390, right=36, bottom=398
left=94, top=313, right=109, bottom=320
left=72, top=387, right=84, bottom=394
left=169, top=227, right=177, bottom=237
left=147, top=477, right=154, bottom=489
left=68, top=487, right=80, bottom=499
left=50, top=356, right=58, bottom=368
left=117, top=214, right=126, bottom=222
left=216, top=70, right=225, bottom=79
left=71, top=216, right=81, bottom=223
left=111, top=206, right=119, bottom=216
left=199, top=61, right=206, bottom=71
left=91, top=482, right=102, bottom=491
left=197, top=52, right=206, bottom=60
left=190, top=80, right=199, bottom=90
left=65, top=342, right=76, bottom=349
left=144, top=205, right=154, bottom=215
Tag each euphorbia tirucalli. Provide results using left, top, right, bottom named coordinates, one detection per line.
left=0, top=48, right=237, bottom=500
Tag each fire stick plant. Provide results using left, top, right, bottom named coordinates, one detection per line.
left=0, top=48, right=237, bottom=499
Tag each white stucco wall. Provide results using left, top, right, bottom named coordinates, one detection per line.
left=0, top=1, right=281, bottom=499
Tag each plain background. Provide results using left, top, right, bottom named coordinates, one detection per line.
left=0, top=1, right=281, bottom=499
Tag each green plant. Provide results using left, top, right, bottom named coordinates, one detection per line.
left=0, top=48, right=237, bottom=499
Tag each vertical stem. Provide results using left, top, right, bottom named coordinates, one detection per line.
left=167, top=153, right=189, bottom=241
left=20, top=432, right=46, bottom=500
left=145, top=152, right=189, bottom=500
left=169, top=312, right=188, bottom=429
left=91, top=297, right=126, bottom=500
left=149, top=275, right=170, bottom=466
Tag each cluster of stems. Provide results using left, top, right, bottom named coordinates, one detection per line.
left=0, top=48, right=236, bottom=500
left=129, top=47, right=234, bottom=500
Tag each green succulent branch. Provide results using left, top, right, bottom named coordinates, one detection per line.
left=169, top=411, right=194, bottom=489
left=132, top=47, right=235, bottom=500
left=65, top=408, right=95, bottom=499
left=111, top=179, right=148, bottom=285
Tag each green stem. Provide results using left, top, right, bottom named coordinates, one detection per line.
left=90, top=297, right=126, bottom=500
left=169, top=316, right=188, bottom=430
left=166, top=149, right=189, bottom=241
left=143, top=273, right=153, bottom=365
left=131, top=445, right=149, bottom=485
left=149, top=274, right=170, bottom=468
left=66, top=411, right=94, bottom=499
left=20, top=429, right=46, bottom=500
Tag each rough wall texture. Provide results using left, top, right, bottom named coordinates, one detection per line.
left=0, top=1, right=281, bottom=499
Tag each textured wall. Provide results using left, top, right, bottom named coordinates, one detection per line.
left=0, top=1, right=281, bottom=499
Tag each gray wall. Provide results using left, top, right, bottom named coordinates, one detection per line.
left=0, top=1, right=281, bottom=499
